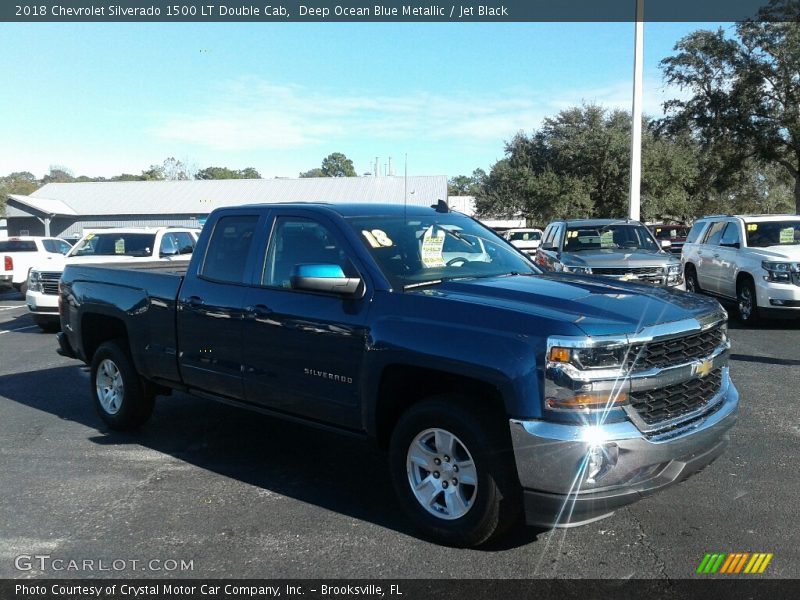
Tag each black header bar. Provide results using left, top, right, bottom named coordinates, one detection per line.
left=2, top=0, right=797, bottom=23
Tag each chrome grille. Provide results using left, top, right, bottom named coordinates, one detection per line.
left=592, top=266, right=662, bottom=276
left=39, top=271, right=61, bottom=295
left=626, top=325, right=724, bottom=371
left=630, top=369, right=723, bottom=425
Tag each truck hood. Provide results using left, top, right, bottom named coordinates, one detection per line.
left=33, top=254, right=155, bottom=272
left=561, top=248, right=677, bottom=268
left=414, top=273, right=722, bottom=337
left=746, top=245, right=800, bottom=261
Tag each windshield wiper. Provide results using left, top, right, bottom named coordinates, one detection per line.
left=404, top=279, right=444, bottom=290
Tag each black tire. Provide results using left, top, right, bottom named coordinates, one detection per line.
left=389, top=395, right=522, bottom=547
left=684, top=264, right=701, bottom=294
left=33, top=314, right=61, bottom=333
left=90, top=340, right=154, bottom=430
left=18, top=281, right=27, bottom=296
left=737, top=277, right=760, bottom=325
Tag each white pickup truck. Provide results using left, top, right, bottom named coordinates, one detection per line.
left=0, top=236, right=73, bottom=293
left=26, top=227, right=199, bottom=331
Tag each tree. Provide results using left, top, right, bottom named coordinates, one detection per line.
left=660, top=4, right=800, bottom=213
left=0, top=171, right=39, bottom=216
left=321, top=152, right=356, bottom=177
left=42, top=166, right=75, bottom=184
left=299, top=168, right=326, bottom=178
left=448, top=169, right=486, bottom=196
left=196, top=166, right=262, bottom=180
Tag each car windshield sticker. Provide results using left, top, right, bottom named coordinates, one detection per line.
left=747, top=223, right=758, bottom=232
left=85, top=233, right=95, bottom=240
left=421, top=226, right=446, bottom=268
left=362, top=229, right=393, bottom=248
left=568, top=230, right=578, bottom=238
left=114, top=239, right=125, bottom=254
left=600, top=231, right=614, bottom=246
left=779, top=227, right=794, bottom=244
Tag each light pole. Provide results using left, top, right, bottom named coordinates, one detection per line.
left=628, top=0, right=644, bottom=221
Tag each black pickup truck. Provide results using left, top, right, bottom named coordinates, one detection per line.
left=57, top=203, right=739, bottom=547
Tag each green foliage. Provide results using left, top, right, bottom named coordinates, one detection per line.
left=448, top=169, right=486, bottom=196
left=298, top=168, right=326, bottom=178
left=196, top=166, right=262, bottom=180
left=321, top=152, right=356, bottom=177
left=660, top=6, right=800, bottom=214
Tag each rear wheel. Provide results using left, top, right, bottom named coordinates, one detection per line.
left=389, top=395, right=522, bottom=547
left=90, top=340, right=154, bottom=430
left=737, top=277, right=760, bottom=325
left=33, top=314, right=60, bottom=333
left=684, top=265, right=700, bottom=294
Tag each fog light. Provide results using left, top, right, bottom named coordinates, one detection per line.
left=586, top=443, right=618, bottom=484
left=770, top=299, right=785, bottom=306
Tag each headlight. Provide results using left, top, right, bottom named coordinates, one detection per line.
left=545, top=339, right=629, bottom=411
left=562, top=264, right=592, bottom=275
left=762, top=261, right=799, bottom=283
left=665, top=263, right=683, bottom=286
left=27, top=270, right=42, bottom=293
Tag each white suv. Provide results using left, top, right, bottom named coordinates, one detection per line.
left=503, top=228, right=543, bottom=256
left=681, top=214, right=800, bottom=323
left=0, top=236, right=72, bottom=293
left=26, top=227, right=198, bottom=331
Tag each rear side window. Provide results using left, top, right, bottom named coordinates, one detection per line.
left=0, top=240, right=37, bottom=252
left=703, top=221, right=727, bottom=246
left=201, top=216, right=259, bottom=284
left=42, top=239, right=72, bottom=254
left=685, top=222, right=708, bottom=244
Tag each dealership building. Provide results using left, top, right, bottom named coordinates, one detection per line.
left=3, top=176, right=451, bottom=239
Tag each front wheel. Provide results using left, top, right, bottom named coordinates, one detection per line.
left=389, top=395, right=522, bottom=547
left=737, top=278, right=760, bottom=324
left=684, top=265, right=700, bottom=294
left=90, top=340, right=154, bottom=430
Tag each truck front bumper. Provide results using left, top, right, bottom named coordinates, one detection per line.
left=26, top=289, right=59, bottom=315
left=509, top=380, right=738, bottom=528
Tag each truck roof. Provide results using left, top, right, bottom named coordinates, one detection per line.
left=231, top=202, right=453, bottom=218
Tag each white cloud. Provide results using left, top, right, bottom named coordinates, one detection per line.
left=151, top=75, right=687, bottom=154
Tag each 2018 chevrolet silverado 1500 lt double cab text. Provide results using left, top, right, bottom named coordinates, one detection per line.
left=56, top=203, right=739, bottom=547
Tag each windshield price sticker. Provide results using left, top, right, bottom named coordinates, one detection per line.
left=421, top=226, right=446, bottom=267
left=568, top=230, right=578, bottom=238
left=747, top=223, right=758, bottom=231
left=114, top=239, right=125, bottom=254
left=362, top=229, right=393, bottom=248
left=600, top=230, right=614, bottom=246
left=779, top=227, right=794, bottom=243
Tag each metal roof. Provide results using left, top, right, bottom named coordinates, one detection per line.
left=19, top=176, right=447, bottom=217
left=7, top=194, right=77, bottom=216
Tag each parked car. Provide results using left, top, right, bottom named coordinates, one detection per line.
left=503, top=228, right=543, bottom=256
left=57, top=203, right=737, bottom=547
left=681, top=214, right=800, bottom=323
left=26, top=227, right=198, bottom=331
left=536, top=219, right=683, bottom=287
left=0, top=236, right=72, bottom=293
left=649, top=223, right=690, bottom=254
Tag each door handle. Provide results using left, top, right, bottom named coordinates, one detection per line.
left=245, top=304, right=273, bottom=318
left=185, top=295, right=203, bottom=308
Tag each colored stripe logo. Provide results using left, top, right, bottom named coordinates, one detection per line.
left=696, top=552, right=773, bottom=574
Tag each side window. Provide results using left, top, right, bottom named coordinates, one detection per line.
left=720, top=222, right=740, bottom=247
left=42, top=240, right=60, bottom=253
left=160, top=234, right=178, bottom=256
left=262, top=217, right=353, bottom=289
left=702, top=221, right=726, bottom=246
left=685, top=221, right=707, bottom=244
left=173, top=232, right=196, bottom=254
left=58, top=241, right=72, bottom=254
left=201, top=215, right=259, bottom=284
left=551, top=224, right=564, bottom=250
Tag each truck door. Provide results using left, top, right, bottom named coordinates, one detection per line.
left=241, top=212, right=371, bottom=430
left=176, top=213, right=263, bottom=399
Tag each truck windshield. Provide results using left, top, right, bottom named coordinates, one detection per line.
left=564, top=224, right=659, bottom=252
left=69, top=233, right=157, bottom=257
left=744, top=220, right=800, bottom=247
left=348, top=214, right=538, bottom=290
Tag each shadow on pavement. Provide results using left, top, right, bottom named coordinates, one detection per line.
left=0, top=364, right=545, bottom=551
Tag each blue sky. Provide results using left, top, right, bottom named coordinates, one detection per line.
left=0, top=22, right=730, bottom=180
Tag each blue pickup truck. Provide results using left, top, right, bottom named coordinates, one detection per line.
left=57, top=203, right=739, bottom=547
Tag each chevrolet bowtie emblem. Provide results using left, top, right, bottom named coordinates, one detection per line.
left=695, top=359, right=713, bottom=378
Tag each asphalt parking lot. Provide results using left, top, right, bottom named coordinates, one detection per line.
left=0, top=288, right=798, bottom=579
